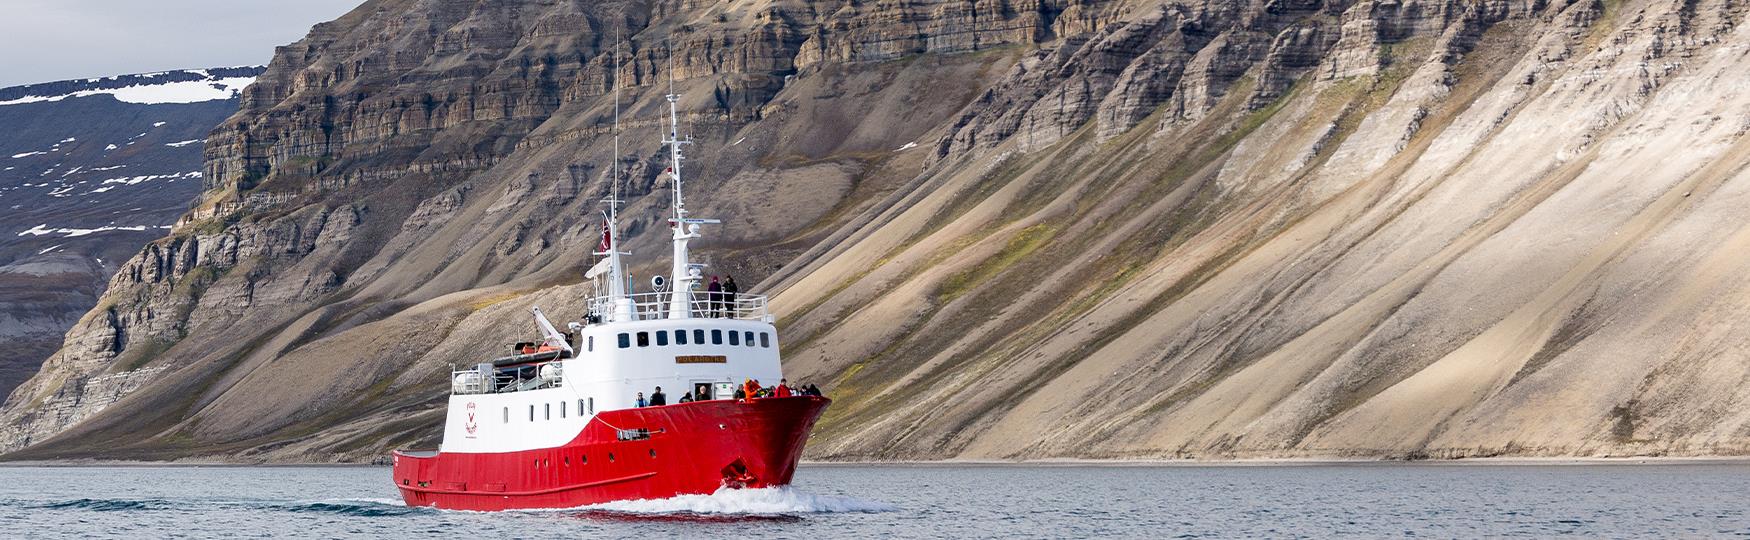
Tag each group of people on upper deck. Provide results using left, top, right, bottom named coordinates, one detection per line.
left=632, top=378, right=822, bottom=407
left=704, top=275, right=738, bottom=317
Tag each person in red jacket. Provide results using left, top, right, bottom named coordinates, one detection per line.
left=775, top=378, right=793, bottom=397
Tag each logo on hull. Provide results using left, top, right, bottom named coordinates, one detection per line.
left=464, top=402, right=479, bottom=437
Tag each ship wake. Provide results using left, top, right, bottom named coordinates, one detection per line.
left=567, top=486, right=895, bottom=516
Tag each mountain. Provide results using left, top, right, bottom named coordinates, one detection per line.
left=0, top=67, right=265, bottom=402
left=4, top=0, right=1750, bottom=462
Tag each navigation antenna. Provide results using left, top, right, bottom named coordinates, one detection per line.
left=663, top=38, right=719, bottom=320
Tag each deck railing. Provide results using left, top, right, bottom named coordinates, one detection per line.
left=587, top=292, right=769, bottom=322
left=451, top=362, right=562, bottom=395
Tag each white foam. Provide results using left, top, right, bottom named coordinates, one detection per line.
left=570, top=486, right=895, bottom=515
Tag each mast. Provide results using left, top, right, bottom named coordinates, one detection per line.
left=663, top=41, right=717, bottom=319
left=595, top=29, right=633, bottom=321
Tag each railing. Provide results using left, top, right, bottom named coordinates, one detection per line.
left=587, top=292, right=769, bottom=323
left=452, top=361, right=562, bottom=395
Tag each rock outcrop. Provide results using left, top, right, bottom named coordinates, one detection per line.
left=7, top=0, right=1750, bottom=462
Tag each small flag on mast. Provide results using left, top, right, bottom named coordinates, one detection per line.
left=598, top=220, right=613, bottom=252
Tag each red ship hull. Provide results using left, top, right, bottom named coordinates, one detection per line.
left=392, top=396, right=829, bottom=511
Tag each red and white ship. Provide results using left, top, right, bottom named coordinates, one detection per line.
left=391, top=67, right=829, bottom=511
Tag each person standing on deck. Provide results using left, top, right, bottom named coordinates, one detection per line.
left=707, top=276, right=723, bottom=317
left=650, top=386, right=667, bottom=406
left=722, top=276, right=739, bottom=317
left=635, top=392, right=647, bottom=408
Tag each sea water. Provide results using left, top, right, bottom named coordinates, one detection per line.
left=5, top=463, right=1749, bottom=538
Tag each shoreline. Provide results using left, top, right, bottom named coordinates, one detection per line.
left=7, top=455, right=1750, bottom=468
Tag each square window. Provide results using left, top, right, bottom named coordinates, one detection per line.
left=676, top=330, right=688, bottom=345
left=694, top=329, right=705, bottom=344
left=617, top=333, right=630, bottom=349
left=760, top=332, right=770, bottom=348
left=745, top=331, right=755, bottom=347
left=636, top=332, right=650, bottom=347
left=656, top=330, right=669, bottom=346
left=712, top=329, right=723, bottom=345
left=729, top=331, right=740, bottom=346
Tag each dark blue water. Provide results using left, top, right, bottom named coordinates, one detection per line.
left=4, top=463, right=1748, bottom=538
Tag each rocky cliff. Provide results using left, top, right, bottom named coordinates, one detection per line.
left=6, top=0, right=1750, bottom=461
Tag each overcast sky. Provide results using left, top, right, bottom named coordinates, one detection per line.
left=0, top=0, right=365, bottom=88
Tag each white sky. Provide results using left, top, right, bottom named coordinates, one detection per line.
left=0, top=0, right=365, bottom=88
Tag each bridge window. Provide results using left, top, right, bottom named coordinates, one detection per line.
left=617, top=333, right=630, bottom=349
left=561, top=401, right=567, bottom=418
left=711, top=329, right=723, bottom=345
left=656, top=330, right=669, bottom=346
left=728, top=331, right=740, bottom=346
left=745, top=331, right=755, bottom=347
left=588, top=335, right=594, bottom=351
left=636, top=331, right=650, bottom=347
left=587, top=398, right=594, bottom=415
left=545, top=403, right=551, bottom=420
left=760, top=332, right=770, bottom=348
left=503, top=407, right=509, bottom=423
left=676, top=329, right=688, bottom=345
left=694, top=329, right=705, bottom=344
left=529, top=405, right=535, bottom=422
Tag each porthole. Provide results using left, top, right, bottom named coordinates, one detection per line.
left=649, top=449, right=656, bottom=458
left=609, top=453, right=616, bottom=462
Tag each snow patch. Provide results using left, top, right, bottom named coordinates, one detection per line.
left=11, top=151, right=46, bottom=159
left=896, top=141, right=919, bottom=151
left=105, top=144, right=118, bottom=151
left=165, top=139, right=203, bottom=148
left=37, top=244, right=64, bottom=255
left=152, top=122, right=167, bottom=127
left=59, top=137, right=76, bottom=143
left=17, top=224, right=160, bottom=238
left=0, top=76, right=256, bottom=106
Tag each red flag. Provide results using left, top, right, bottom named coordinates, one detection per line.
left=598, top=220, right=612, bottom=252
